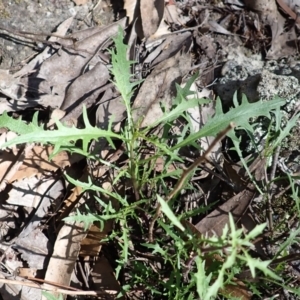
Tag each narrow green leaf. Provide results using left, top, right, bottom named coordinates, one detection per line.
left=149, top=98, right=209, bottom=128
left=0, top=111, right=43, bottom=135
left=157, top=194, right=185, bottom=232
left=172, top=96, right=285, bottom=150
left=246, top=223, right=266, bottom=240
left=42, top=292, right=63, bottom=300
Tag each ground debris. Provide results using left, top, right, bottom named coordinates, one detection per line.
left=0, top=0, right=299, bottom=299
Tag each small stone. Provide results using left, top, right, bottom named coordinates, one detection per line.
left=257, top=69, right=299, bottom=102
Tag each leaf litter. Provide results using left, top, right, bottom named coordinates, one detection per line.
left=0, top=0, right=299, bottom=299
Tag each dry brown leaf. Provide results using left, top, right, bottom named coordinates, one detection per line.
left=14, top=17, right=74, bottom=79
left=219, top=281, right=252, bottom=299
left=276, top=0, right=300, bottom=24
left=243, top=0, right=297, bottom=59
left=31, top=18, right=126, bottom=110
left=0, top=151, right=18, bottom=183
left=132, top=51, right=191, bottom=128
left=208, top=20, right=235, bottom=35
left=243, top=0, right=278, bottom=17
left=124, top=0, right=137, bottom=23
left=145, top=31, right=192, bottom=68
left=165, top=2, right=185, bottom=25
left=89, top=256, right=121, bottom=295
left=266, top=26, right=297, bottom=59
left=140, top=0, right=165, bottom=38
left=58, top=184, right=83, bottom=224
left=60, top=62, right=109, bottom=112
left=155, top=156, right=176, bottom=173
left=9, top=145, right=70, bottom=183
left=73, top=0, right=89, bottom=5
left=125, top=0, right=169, bottom=39
left=194, top=186, right=256, bottom=236
left=80, top=224, right=108, bottom=257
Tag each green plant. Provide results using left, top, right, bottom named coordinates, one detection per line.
left=0, top=28, right=298, bottom=299
left=42, top=291, right=63, bottom=300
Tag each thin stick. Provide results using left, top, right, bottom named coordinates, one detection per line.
left=0, top=277, right=118, bottom=296
left=0, top=25, right=76, bottom=40
left=266, top=146, right=281, bottom=232
left=148, top=123, right=235, bottom=242
left=0, top=24, right=108, bottom=60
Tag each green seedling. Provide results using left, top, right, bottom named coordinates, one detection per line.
left=0, top=27, right=298, bottom=299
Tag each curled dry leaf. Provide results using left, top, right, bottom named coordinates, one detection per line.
left=145, top=31, right=192, bottom=68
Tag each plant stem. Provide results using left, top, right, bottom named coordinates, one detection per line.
left=148, top=123, right=235, bottom=242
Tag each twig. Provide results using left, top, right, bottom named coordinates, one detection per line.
left=266, top=146, right=281, bottom=232
left=269, top=146, right=280, bottom=183
left=0, top=277, right=118, bottom=296
left=77, top=261, right=90, bottom=289
left=148, top=123, right=235, bottom=242
left=0, top=24, right=109, bottom=61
